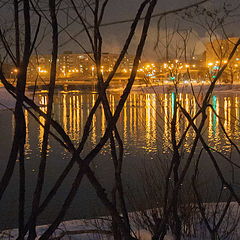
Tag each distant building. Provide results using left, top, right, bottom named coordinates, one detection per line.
left=206, top=37, right=240, bottom=65
left=28, top=52, right=134, bottom=80
left=190, top=52, right=206, bottom=67
left=206, top=37, right=240, bottom=82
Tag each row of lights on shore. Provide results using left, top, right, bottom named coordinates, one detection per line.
left=16, top=59, right=234, bottom=78
left=207, top=58, right=240, bottom=68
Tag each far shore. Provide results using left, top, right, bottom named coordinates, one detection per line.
left=1, top=82, right=240, bottom=97
left=130, top=82, right=240, bottom=95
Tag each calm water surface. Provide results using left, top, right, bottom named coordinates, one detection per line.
left=0, top=90, right=240, bottom=229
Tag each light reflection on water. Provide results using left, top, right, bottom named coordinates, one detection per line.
left=33, top=91, right=240, bottom=154
left=0, top=90, right=240, bottom=229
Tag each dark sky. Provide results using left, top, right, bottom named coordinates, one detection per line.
left=58, top=0, right=240, bottom=60
left=1, top=0, right=240, bottom=61
left=57, top=0, right=202, bottom=58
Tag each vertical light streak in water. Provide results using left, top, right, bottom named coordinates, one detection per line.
left=80, top=95, right=83, bottom=137
left=76, top=95, right=80, bottom=135
left=133, top=94, right=137, bottom=136
left=24, top=109, right=30, bottom=153
left=163, top=93, right=169, bottom=152
left=129, top=94, right=133, bottom=135
left=224, top=97, right=228, bottom=134
left=57, top=95, right=61, bottom=123
left=209, top=100, right=213, bottom=140
left=38, top=95, right=47, bottom=145
left=151, top=94, right=157, bottom=150
left=91, top=94, right=97, bottom=145
left=176, top=99, right=180, bottom=139
left=179, top=93, right=182, bottom=102
left=123, top=98, right=127, bottom=142
left=101, top=103, right=105, bottom=136
left=111, top=94, right=115, bottom=114
left=139, top=94, right=144, bottom=135
left=223, top=97, right=231, bottom=137
left=193, top=95, right=197, bottom=117
left=211, top=95, right=217, bottom=137
left=178, top=93, right=183, bottom=139
left=235, top=97, right=240, bottom=135
left=216, top=97, right=219, bottom=126
left=39, top=115, right=45, bottom=146
left=145, top=94, right=151, bottom=150
left=214, top=97, right=220, bottom=146
left=171, top=92, right=176, bottom=118
left=86, top=95, right=89, bottom=116
left=69, top=95, right=73, bottom=139
left=62, top=93, right=67, bottom=132
left=73, top=95, right=77, bottom=140
left=171, top=92, right=178, bottom=145
left=192, top=95, right=197, bottom=140
left=227, top=97, right=231, bottom=135
left=185, top=94, right=190, bottom=113
left=235, top=97, right=239, bottom=121
left=185, top=94, right=190, bottom=140
left=183, top=94, right=191, bottom=151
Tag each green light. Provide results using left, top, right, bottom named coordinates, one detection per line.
left=212, top=96, right=217, bottom=135
left=171, top=92, right=176, bottom=117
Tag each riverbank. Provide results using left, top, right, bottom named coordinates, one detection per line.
left=0, top=218, right=152, bottom=240
left=1, top=201, right=240, bottom=240
left=131, top=83, right=240, bottom=95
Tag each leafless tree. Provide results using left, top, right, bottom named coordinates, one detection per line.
left=2, top=1, right=240, bottom=240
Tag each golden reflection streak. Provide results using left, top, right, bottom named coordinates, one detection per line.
left=235, top=97, right=239, bottom=121
left=38, top=95, right=47, bottom=145
left=101, top=103, right=105, bottom=136
left=184, top=94, right=190, bottom=139
left=129, top=94, right=133, bottom=135
left=73, top=95, right=77, bottom=140
left=62, top=93, right=67, bottom=132
left=24, top=109, right=30, bottom=152
left=123, top=99, right=127, bottom=141
left=76, top=95, right=80, bottom=134
left=214, top=98, right=220, bottom=146
left=80, top=95, right=83, bottom=137
left=145, top=94, right=151, bottom=150
left=133, top=94, right=137, bottom=136
left=224, top=97, right=227, bottom=131
left=151, top=94, right=157, bottom=150
left=227, top=97, right=231, bottom=135
left=208, top=103, right=213, bottom=140
left=163, top=93, right=169, bottom=152
left=91, top=94, right=97, bottom=145
left=235, top=97, right=240, bottom=135
left=69, top=96, right=73, bottom=139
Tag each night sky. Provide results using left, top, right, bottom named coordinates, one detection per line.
left=59, top=0, right=240, bottom=60
left=0, top=0, right=240, bottom=60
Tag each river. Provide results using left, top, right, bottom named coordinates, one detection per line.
left=0, top=89, right=240, bottom=229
